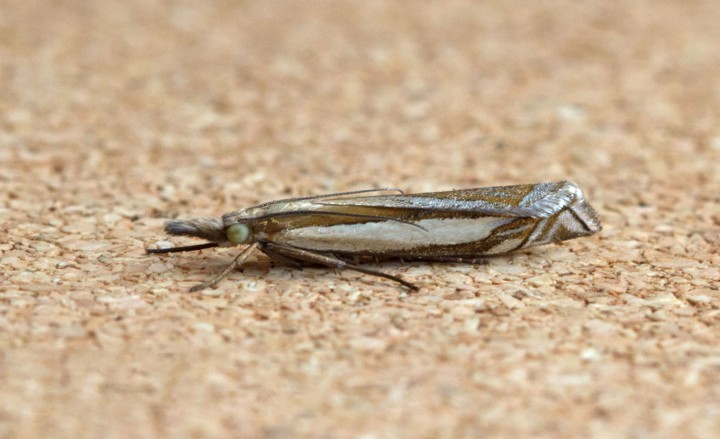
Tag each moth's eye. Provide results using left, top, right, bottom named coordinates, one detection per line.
left=226, top=223, right=250, bottom=244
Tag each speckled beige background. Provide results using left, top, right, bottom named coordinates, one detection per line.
left=2, top=1, right=720, bottom=438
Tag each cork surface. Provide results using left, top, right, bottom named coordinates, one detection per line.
left=2, top=1, right=720, bottom=438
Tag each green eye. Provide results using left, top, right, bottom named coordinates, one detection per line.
left=226, top=223, right=250, bottom=244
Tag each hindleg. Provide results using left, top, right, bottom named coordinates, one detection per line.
left=260, top=242, right=419, bottom=291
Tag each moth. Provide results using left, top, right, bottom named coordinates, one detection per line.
left=147, top=181, right=601, bottom=291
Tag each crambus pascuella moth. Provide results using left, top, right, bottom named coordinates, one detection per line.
left=147, top=181, right=600, bottom=291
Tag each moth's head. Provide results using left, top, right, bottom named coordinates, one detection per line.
left=220, top=209, right=259, bottom=245
left=164, top=217, right=254, bottom=246
left=164, top=217, right=227, bottom=243
left=165, top=217, right=242, bottom=245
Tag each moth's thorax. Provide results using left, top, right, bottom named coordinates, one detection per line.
left=222, top=201, right=319, bottom=225
left=222, top=208, right=253, bottom=225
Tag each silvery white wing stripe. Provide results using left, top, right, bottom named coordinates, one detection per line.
left=277, top=217, right=515, bottom=253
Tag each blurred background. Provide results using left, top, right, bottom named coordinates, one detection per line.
left=5, top=0, right=718, bottom=210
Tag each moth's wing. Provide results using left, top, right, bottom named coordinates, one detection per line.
left=317, top=182, right=577, bottom=219
left=246, top=188, right=404, bottom=210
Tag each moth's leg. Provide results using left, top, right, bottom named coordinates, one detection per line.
left=146, top=242, right=218, bottom=254
left=401, top=255, right=488, bottom=265
left=261, top=245, right=358, bottom=267
left=324, top=252, right=356, bottom=264
left=189, top=243, right=259, bottom=292
left=260, top=242, right=340, bottom=267
left=258, top=245, right=305, bottom=269
left=263, top=243, right=419, bottom=291
left=332, top=254, right=387, bottom=265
